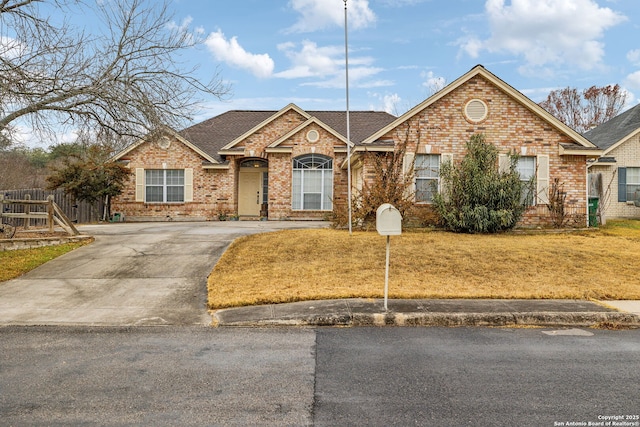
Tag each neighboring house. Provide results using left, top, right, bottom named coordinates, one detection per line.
left=112, top=65, right=601, bottom=227
left=585, top=103, right=640, bottom=220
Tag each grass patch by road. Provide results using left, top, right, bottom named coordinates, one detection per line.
left=208, top=220, right=640, bottom=309
left=0, top=241, right=92, bottom=282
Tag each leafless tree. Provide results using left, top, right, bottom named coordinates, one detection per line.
left=539, top=85, right=627, bottom=133
left=0, top=0, right=230, bottom=146
left=0, top=150, right=48, bottom=189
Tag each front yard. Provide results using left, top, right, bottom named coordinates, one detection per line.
left=208, top=220, right=640, bottom=308
left=0, top=240, right=91, bottom=282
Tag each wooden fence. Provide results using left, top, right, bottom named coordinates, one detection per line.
left=0, top=194, right=80, bottom=235
left=0, top=188, right=104, bottom=224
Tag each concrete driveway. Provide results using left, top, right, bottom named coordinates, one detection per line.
left=0, top=221, right=328, bottom=326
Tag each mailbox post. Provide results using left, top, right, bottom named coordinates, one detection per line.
left=376, top=203, right=402, bottom=311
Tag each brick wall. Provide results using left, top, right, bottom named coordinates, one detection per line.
left=113, top=75, right=592, bottom=226
left=266, top=123, right=346, bottom=220
left=113, top=111, right=347, bottom=221
left=112, top=135, right=231, bottom=221
left=360, top=74, right=590, bottom=227
left=592, top=134, right=640, bottom=219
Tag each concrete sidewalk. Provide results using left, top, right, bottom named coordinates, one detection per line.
left=212, top=298, right=640, bottom=328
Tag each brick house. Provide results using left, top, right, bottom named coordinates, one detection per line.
left=112, top=65, right=601, bottom=226
left=585, top=103, right=640, bottom=220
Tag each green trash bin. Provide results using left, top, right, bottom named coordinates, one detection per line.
left=588, top=197, right=599, bottom=227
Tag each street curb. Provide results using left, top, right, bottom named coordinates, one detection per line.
left=212, top=311, right=640, bottom=328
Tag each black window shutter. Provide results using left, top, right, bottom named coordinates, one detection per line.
left=618, top=167, right=627, bottom=202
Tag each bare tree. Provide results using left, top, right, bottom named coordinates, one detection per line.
left=539, top=85, right=627, bottom=133
left=0, top=149, right=48, bottom=189
left=0, top=0, right=230, bottom=146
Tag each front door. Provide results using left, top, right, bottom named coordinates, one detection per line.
left=238, top=170, right=264, bottom=216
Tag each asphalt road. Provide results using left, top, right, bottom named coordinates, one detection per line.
left=0, top=221, right=327, bottom=326
left=1, top=326, right=638, bottom=426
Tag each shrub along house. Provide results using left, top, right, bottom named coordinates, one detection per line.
left=111, top=65, right=601, bottom=227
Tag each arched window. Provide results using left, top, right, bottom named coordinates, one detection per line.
left=240, top=159, right=268, bottom=168
left=292, top=154, right=333, bottom=210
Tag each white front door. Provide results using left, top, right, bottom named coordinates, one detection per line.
left=238, top=170, right=264, bottom=216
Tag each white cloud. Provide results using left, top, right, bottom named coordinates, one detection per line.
left=625, top=71, right=640, bottom=90
left=286, top=0, right=376, bottom=33
left=204, top=30, right=274, bottom=79
left=382, top=93, right=402, bottom=114
left=457, top=36, right=483, bottom=59
left=0, top=36, right=28, bottom=59
left=458, top=0, right=626, bottom=73
left=623, top=90, right=637, bottom=110
left=167, top=16, right=193, bottom=33
left=627, top=49, right=640, bottom=66
left=166, top=17, right=198, bottom=44
left=275, top=40, right=343, bottom=79
left=274, top=40, right=389, bottom=89
left=421, top=71, right=446, bottom=94
left=368, top=92, right=406, bottom=115
left=376, top=0, right=426, bottom=6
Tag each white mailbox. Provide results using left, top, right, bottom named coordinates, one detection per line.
left=376, top=203, right=402, bottom=236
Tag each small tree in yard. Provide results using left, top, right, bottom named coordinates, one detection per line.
left=46, top=145, right=131, bottom=219
left=432, top=134, right=528, bottom=233
left=332, top=140, right=415, bottom=230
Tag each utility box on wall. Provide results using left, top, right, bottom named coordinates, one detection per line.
left=376, top=203, right=402, bottom=236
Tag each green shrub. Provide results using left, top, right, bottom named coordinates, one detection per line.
left=432, top=134, right=529, bottom=233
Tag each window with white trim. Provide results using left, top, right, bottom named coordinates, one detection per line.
left=292, top=154, right=333, bottom=210
left=415, top=154, right=440, bottom=203
left=516, top=157, right=536, bottom=206
left=626, top=167, right=640, bottom=202
left=145, top=169, right=184, bottom=203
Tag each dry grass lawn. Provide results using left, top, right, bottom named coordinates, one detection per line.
left=0, top=240, right=92, bottom=282
left=207, top=220, right=640, bottom=309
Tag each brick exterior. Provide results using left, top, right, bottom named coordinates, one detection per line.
left=589, top=133, right=640, bottom=219
left=358, top=74, right=590, bottom=227
left=112, top=71, right=593, bottom=227
left=112, top=111, right=349, bottom=221
left=112, top=136, right=235, bottom=221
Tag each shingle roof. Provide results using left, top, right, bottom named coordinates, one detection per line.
left=583, top=103, right=640, bottom=151
left=179, top=111, right=275, bottom=162
left=179, top=109, right=396, bottom=162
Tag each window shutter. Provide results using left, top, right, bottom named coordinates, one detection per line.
left=184, top=168, right=193, bottom=202
left=439, top=153, right=453, bottom=199
left=353, top=165, right=363, bottom=193
left=403, top=153, right=415, bottom=201
left=498, top=154, right=510, bottom=174
left=618, top=167, right=627, bottom=202
left=536, top=155, right=549, bottom=205
left=403, top=153, right=415, bottom=177
left=440, top=153, right=453, bottom=166
left=135, top=168, right=144, bottom=202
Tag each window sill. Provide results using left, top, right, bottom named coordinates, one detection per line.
left=143, top=202, right=187, bottom=205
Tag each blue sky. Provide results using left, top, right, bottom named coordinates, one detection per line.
left=8, top=0, right=640, bottom=146
left=170, top=0, right=640, bottom=122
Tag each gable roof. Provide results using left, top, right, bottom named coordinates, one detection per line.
left=267, top=117, right=350, bottom=151
left=583, top=103, right=640, bottom=153
left=179, top=110, right=276, bottom=162
left=361, top=65, right=597, bottom=151
left=112, top=126, right=220, bottom=164
left=219, top=103, right=311, bottom=151
left=179, top=105, right=396, bottom=162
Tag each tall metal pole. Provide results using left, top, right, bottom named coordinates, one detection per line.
left=344, top=0, right=353, bottom=235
